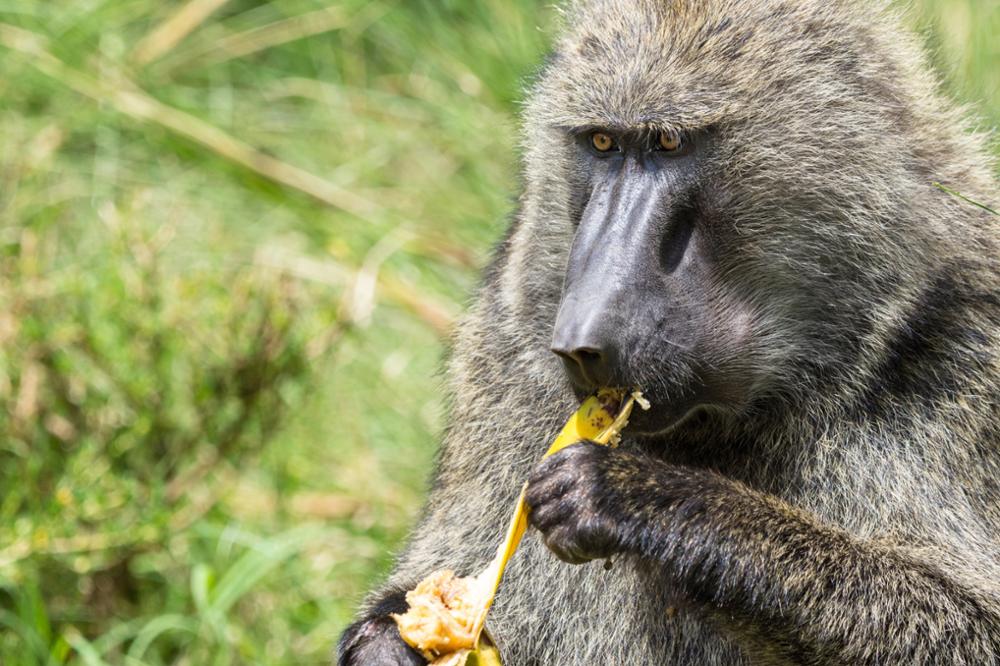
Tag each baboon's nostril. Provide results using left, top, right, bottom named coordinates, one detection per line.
left=551, top=345, right=612, bottom=388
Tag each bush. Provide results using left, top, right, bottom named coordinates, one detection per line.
left=0, top=216, right=340, bottom=660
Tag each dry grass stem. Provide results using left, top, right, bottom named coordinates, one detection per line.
left=133, top=0, right=233, bottom=65
left=0, top=22, right=378, bottom=218
left=177, top=6, right=349, bottom=69
left=255, top=245, right=457, bottom=336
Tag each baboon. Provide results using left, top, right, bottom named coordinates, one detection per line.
left=339, top=0, right=1000, bottom=663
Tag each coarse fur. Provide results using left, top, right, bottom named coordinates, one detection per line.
left=339, top=0, right=1000, bottom=664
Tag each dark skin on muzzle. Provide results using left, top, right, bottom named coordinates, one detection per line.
left=550, top=129, right=716, bottom=434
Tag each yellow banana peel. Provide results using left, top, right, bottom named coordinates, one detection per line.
left=394, top=388, right=646, bottom=665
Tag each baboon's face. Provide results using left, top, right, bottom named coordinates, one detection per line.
left=533, top=0, right=913, bottom=435
left=549, top=123, right=755, bottom=435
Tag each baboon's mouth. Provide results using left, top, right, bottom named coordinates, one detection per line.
left=625, top=398, right=704, bottom=436
left=568, top=381, right=704, bottom=437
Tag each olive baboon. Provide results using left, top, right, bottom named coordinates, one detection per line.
left=339, top=0, right=1000, bottom=663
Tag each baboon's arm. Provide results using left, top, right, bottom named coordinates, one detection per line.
left=526, top=442, right=1000, bottom=664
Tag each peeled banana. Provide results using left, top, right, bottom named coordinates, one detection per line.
left=393, top=388, right=646, bottom=665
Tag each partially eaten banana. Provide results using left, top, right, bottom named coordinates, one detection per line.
left=391, top=568, right=499, bottom=666
left=393, top=388, right=646, bottom=665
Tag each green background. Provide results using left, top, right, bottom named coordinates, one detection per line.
left=0, top=0, right=996, bottom=663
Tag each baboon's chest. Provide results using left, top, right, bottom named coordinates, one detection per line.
left=486, top=537, right=749, bottom=665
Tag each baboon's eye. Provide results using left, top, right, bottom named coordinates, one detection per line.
left=590, top=132, right=616, bottom=153
left=658, top=130, right=684, bottom=153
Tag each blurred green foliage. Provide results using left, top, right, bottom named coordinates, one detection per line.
left=0, top=0, right=995, bottom=663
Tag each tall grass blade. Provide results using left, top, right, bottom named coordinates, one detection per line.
left=133, top=0, right=233, bottom=65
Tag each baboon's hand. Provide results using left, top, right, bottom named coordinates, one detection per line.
left=525, top=441, right=647, bottom=564
left=337, top=614, right=427, bottom=666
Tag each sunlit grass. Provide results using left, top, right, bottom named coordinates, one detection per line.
left=0, top=0, right=995, bottom=662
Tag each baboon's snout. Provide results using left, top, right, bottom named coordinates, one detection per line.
left=551, top=303, right=622, bottom=390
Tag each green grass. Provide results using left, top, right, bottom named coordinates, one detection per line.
left=0, top=0, right=996, bottom=663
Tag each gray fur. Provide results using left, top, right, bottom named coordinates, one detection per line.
left=339, top=0, right=1000, bottom=664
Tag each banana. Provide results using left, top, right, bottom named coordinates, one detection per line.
left=393, top=388, right=646, bottom=666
